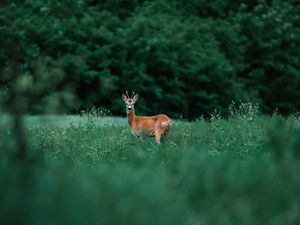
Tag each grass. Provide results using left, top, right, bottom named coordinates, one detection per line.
left=1, top=105, right=300, bottom=225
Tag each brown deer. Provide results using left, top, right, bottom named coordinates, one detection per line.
left=122, top=91, right=172, bottom=144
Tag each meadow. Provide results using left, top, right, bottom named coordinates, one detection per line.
left=1, top=104, right=300, bottom=225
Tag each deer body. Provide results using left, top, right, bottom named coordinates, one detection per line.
left=122, top=92, right=171, bottom=144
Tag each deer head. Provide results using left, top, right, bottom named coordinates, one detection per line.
left=122, top=91, right=138, bottom=113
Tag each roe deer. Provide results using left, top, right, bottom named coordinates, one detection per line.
left=122, top=91, right=172, bottom=144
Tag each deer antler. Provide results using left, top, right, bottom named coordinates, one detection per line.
left=131, top=91, right=136, bottom=98
left=125, top=90, right=129, bottom=98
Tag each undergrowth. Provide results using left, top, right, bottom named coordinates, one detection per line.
left=1, top=104, right=300, bottom=225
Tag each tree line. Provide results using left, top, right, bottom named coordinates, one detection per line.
left=0, top=0, right=299, bottom=119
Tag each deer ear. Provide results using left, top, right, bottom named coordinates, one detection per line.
left=122, top=94, right=128, bottom=102
left=133, top=94, right=139, bottom=102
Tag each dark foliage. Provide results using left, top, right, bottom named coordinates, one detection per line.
left=1, top=0, right=299, bottom=119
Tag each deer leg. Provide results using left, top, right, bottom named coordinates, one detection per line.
left=155, top=130, right=161, bottom=144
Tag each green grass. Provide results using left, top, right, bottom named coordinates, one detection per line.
left=1, top=108, right=300, bottom=225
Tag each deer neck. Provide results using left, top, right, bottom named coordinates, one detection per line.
left=127, top=109, right=136, bottom=127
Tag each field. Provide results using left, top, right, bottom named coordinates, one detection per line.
left=1, top=106, right=300, bottom=225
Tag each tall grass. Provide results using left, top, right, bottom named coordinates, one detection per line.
left=1, top=104, right=300, bottom=225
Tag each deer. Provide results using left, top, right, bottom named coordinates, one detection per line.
left=122, top=91, right=172, bottom=144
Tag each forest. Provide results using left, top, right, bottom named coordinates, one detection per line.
left=1, top=0, right=300, bottom=119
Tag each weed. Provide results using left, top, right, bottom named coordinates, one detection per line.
left=1, top=109, right=300, bottom=225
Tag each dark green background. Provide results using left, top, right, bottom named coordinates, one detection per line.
left=1, top=0, right=300, bottom=119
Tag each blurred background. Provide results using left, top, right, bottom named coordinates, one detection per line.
left=1, top=0, right=299, bottom=119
